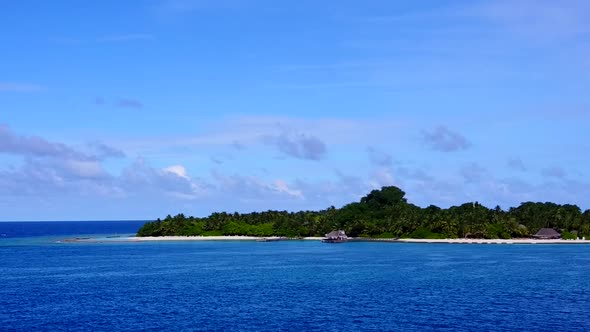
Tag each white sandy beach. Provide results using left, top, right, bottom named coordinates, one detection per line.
left=71, top=236, right=325, bottom=242
left=130, top=235, right=259, bottom=241
left=394, top=238, right=590, bottom=244
left=125, top=236, right=325, bottom=242
left=69, top=235, right=590, bottom=244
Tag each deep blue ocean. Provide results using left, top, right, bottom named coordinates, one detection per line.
left=1, top=222, right=590, bottom=331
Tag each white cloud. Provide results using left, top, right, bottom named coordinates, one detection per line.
left=163, top=165, right=189, bottom=179
left=368, top=167, right=395, bottom=189
left=61, top=160, right=107, bottom=179
left=272, top=179, right=303, bottom=199
left=119, top=115, right=408, bottom=157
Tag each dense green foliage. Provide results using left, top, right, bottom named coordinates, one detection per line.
left=137, top=186, right=590, bottom=239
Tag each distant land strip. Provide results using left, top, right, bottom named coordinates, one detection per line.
left=137, top=186, right=590, bottom=240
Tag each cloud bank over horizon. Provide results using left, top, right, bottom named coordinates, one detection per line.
left=1, top=118, right=588, bottom=221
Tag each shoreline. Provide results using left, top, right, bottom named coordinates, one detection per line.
left=65, top=235, right=590, bottom=244
left=128, top=236, right=324, bottom=242
left=394, top=238, right=590, bottom=244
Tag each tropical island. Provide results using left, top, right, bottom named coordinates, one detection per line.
left=136, top=186, right=590, bottom=241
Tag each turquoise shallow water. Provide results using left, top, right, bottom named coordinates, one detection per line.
left=1, top=223, right=590, bottom=331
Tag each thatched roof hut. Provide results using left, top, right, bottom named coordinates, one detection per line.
left=325, top=230, right=347, bottom=240
left=533, top=228, right=561, bottom=239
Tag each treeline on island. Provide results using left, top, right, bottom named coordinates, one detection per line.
left=137, top=186, right=590, bottom=239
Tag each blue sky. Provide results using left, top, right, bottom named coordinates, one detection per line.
left=1, top=0, right=589, bottom=220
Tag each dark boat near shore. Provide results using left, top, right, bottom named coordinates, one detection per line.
left=322, top=230, right=348, bottom=243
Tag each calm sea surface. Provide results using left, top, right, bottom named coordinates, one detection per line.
left=1, top=222, right=590, bottom=331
